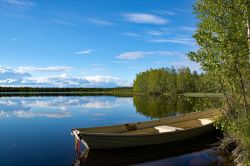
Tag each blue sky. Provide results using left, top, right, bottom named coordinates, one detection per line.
left=0, top=0, right=199, bottom=87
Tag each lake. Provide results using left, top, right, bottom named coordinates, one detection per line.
left=0, top=95, right=231, bottom=165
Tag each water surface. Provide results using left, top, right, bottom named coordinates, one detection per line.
left=0, top=95, right=230, bottom=165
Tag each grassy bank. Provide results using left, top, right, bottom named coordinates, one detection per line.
left=215, top=112, right=250, bottom=165
left=181, top=93, right=224, bottom=98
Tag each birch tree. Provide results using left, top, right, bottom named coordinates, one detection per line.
left=188, top=0, right=249, bottom=117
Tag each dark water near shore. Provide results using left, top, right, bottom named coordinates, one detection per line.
left=0, top=95, right=231, bottom=165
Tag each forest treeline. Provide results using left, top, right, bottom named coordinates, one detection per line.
left=133, top=67, right=220, bottom=94
left=0, top=87, right=133, bottom=93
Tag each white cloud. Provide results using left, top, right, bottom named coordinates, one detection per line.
left=51, top=19, right=76, bottom=26
left=87, top=18, right=114, bottom=26
left=84, top=76, right=130, bottom=87
left=112, top=61, right=128, bottom=64
left=0, top=79, right=17, bottom=84
left=74, top=49, right=94, bottom=55
left=22, top=74, right=89, bottom=87
left=89, top=64, right=109, bottom=71
left=90, top=63, right=105, bottom=67
left=117, top=51, right=146, bottom=60
left=145, top=29, right=168, bottom=36
left=123, top=13, right=168, bottom=25
left=93, top=68, right=107, bottom=71
left=148, top=37, right=195, bottom=46
left=154, top=61, right=169, bottom=64
left=4, top=0, right=35, bottom=8
left=50, top=13, right=82, bottom=27
left=17, top=66, right=73, bottom=72
left=154, top=10, right=175, bottom=16
left=116, top=51, right=178, bottom=60
left=178, top=26, right=195, bottom=32
left=0, top=66, right=130, bottom=87
left=0, top=66, right=31, bottom=79
left=84, top=76, right=115, bottom=82
left=123, top=32, right=140, bottom=37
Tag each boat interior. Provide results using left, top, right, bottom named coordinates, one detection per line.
left=75, top=110, right=220, bottom=135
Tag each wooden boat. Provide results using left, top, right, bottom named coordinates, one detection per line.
left=72, top=131, right=222, bottom=166
left=71, top=110, right=220, bottom=149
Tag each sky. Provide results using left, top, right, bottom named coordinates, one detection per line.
left=0, top=0, right=199, bottom=88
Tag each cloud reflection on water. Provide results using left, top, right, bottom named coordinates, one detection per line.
left=0, top=97, right=132, bottom=119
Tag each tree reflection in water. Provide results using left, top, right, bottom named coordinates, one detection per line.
left=133, top=95, right=224, bottom=119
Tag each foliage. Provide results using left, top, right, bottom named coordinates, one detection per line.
left=133, top=67, right=220, bottom=94
left=176, top=67, right=194, bottom=93
left=214, top=111, right=250, bottom=163
left=189, top=0, right=250, bottom=162
left=188, top=0, right=249, bottom=114
left=195, top=72, right=221, bottom=93
left=133, top=67, right=177, bottom=94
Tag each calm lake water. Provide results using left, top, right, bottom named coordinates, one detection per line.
left=0, top=95, right=231, bottom=166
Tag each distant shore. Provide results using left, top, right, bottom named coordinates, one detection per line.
left=0, top=91, right=140, bottom=97
left=0, top=90, right=224, bottom=98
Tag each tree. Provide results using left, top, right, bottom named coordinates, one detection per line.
left=133, top=71, right=149, bottom=92
left=188, top=0, right=249, bottom=116
left=133, top=67, right=220, bottom=94
left=176, top=67, right=195, bottom=93
left=188, top=0, right=250, bottom=162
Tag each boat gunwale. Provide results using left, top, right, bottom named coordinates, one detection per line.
left=74, top=123, right=214, bottom=137
left=73, top=110, right=219, bottom=137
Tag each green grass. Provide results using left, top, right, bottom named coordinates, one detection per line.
left=181, top=93, right=224, bottom=97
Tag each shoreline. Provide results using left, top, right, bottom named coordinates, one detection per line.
left=0, top=92, right=222, bottom=97
left=0, top=91, right=143, bottom=97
